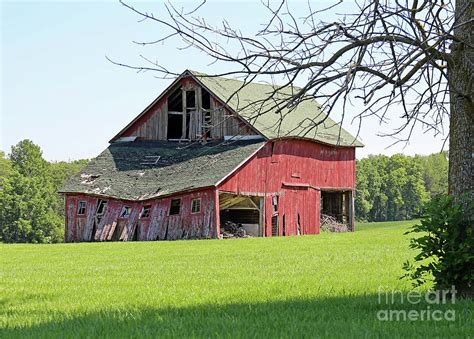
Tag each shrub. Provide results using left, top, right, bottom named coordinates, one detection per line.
left=403, top=194, right=474, bottom=297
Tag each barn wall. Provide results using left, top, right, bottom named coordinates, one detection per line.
left=117, top=76, right=256, bottom=141
left=218, top=139, right=356, bottom=236
left=121, top=97, right=168, bottom=140
left=65, top=188, right=217, bottom=242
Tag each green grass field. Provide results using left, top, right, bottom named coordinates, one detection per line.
left=1, top=220, right=472, bottom=338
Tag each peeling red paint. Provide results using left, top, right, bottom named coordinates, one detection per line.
left=65, top=188, right=216, bottom=242
left=218, top=139, right=356, bottom=237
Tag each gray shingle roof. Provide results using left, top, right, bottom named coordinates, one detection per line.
left=189, top=70, right=364, bottom=147
left=61, top=140, right=264, bottom=200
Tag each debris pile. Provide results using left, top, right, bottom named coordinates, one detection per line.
left=220, top=221, right=252, bottom=239
left=320, top=214, right=349, bottom=232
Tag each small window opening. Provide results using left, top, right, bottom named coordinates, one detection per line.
left=96, top=200, right=108, bottom=216
left=191, top=198, right=201, bottom=214
left=120, top=206, right=131, bottom=218
left=77, top=201, right=87, bottom=215
left=140, top=205, right=151, bottom=219
left=169, top=199, right=181, bottom=215
left=271, top=196, right=279, bottom=215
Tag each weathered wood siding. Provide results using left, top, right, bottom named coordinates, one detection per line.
left=118, top=76, right=256, bottom=141
left=65, top=188, right=217, bottom=242
left=218, top=139, right=356, bottom=236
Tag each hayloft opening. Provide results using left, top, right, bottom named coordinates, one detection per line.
left=167, top=114, right=183, bottom=139
left=168, top=87, right=184, bottom=140
left=201, top=89, right=211, bottom=109
left=186, top=90, right=196, bottom=109
left=168, top=87, right=183, bottom=112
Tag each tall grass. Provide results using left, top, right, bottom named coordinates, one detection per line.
left=1, top=220, right=472, bottom=337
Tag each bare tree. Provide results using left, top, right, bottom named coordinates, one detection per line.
left=117, top=0, right=472, bottom=199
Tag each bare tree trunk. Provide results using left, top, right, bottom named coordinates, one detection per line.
left=448, top=0, right=473, bottom=200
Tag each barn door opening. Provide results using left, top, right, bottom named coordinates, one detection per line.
left=320, top=190, right=354, bottom=231
left=218, top=192, right=263, bottom=237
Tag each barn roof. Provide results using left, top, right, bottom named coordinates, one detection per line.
left=60, top=140, right=264, bottom=201
left=187, top=70, right=363, bottom=147
left=111, top=70, right=363, bottom=147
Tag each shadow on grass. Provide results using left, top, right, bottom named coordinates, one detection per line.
left=3, top=294, right=472, bottom=338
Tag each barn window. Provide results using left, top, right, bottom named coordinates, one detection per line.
left=271, top=196, right=279, bottom=214
left=96, top=200, right=108, bottom=215
left=140, top=205, right=151, bottom=219
left=77, top=201, right=87, bottom=215
left=120, top=206, right=131, bottom=218
left=191, top=198, right=201, bottom=214
left=169, top=199, right=181, bottom=215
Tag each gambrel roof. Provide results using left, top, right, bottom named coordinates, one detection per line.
left=111, top=70, right=363, bottom=147
left=61, top=140, right=264, bottom=200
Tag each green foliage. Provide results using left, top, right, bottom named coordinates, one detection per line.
left=10, top=139, right=48, bottom=177
left=403, top=194, right=474, bottom=294
left=2, top=220, right=472, bottom=337
left=0, top=151, right=12, bottom=189
left=0, top=140, right=88, bottom=243
left=0, top=172, right=63, bottom=243
left=356, top=154, right=429, bottom=222
left=416, top=152, right=449, bottom=197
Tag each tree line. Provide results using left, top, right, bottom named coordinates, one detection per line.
left=356, top=152, right=448, bottom=222
left=0, top=140, right=448, bottom=243
left=0, top=140, right=87, bottom=243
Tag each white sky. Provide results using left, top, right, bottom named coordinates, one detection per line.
left=1, top=1, right=449, bottom=161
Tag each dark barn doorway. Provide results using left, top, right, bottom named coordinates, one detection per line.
left=320, top=190, right=354, bottom=230
left=218, top=193, right=263, bottom=237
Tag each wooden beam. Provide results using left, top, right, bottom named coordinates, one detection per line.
left=181, top=89, right=186, bottom=139
left=349, top=190, right=355, bottom=231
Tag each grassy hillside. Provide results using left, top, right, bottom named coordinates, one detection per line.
left=1, top=220, right=472, bottom=337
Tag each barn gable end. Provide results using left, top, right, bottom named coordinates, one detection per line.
left=111, top=74, right=259, bottom=142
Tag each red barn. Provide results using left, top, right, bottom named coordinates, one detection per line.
left=61, top=70, right=363, bottom=242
